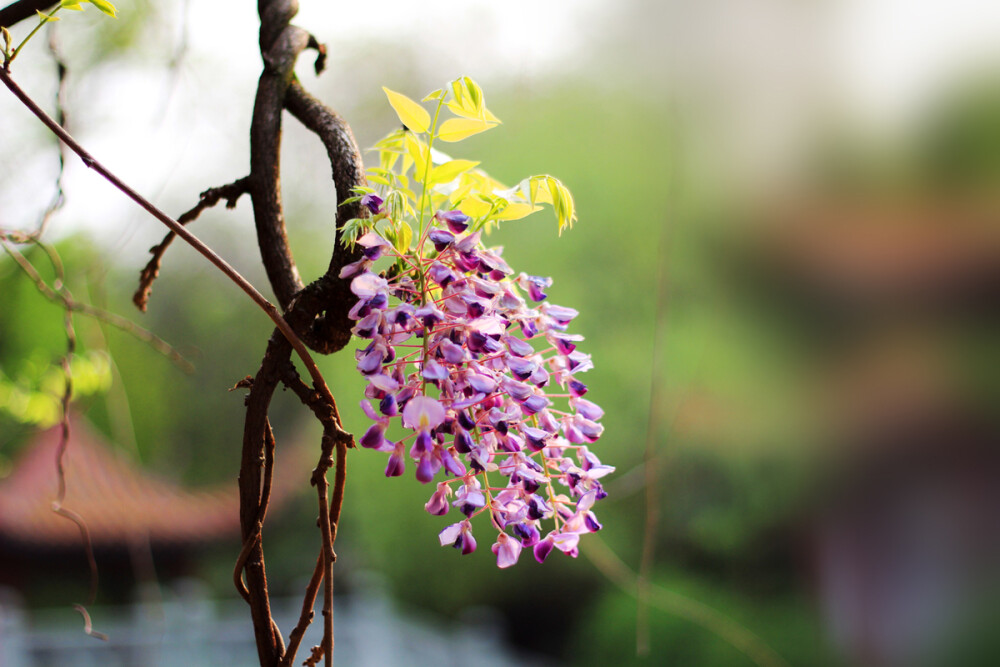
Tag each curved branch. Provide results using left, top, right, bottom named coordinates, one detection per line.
left=283, top=81, right=366, bottom=354
left=0, top=0, right=55, bottom=28
left=247, top=5, right=311, bottom=312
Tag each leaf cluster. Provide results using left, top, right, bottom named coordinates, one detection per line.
left=341, top=76, right=576, bottom=253
left=2, top=0, right=116, bottom=69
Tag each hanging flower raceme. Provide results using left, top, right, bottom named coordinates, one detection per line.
left=343, top=77, right=610, bottom=568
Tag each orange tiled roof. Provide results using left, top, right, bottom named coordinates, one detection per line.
left=0, top=417, right=251, bottom=547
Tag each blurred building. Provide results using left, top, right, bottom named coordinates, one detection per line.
left=732, top=197, right=1000, bottom=666
left=0, top=416, right=302, bottom=599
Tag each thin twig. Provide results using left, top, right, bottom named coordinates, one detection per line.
left=133, top=177, right=250, bottom=311
left=584, top=536, right=790, bottom=667
left=637, top=219, right=670, bottom=655
left=1, top=234, right=195, bottom=373
left=276, top=362, right=352, bottom=667
left=0, top=67, right=336, bottom=407
left=17, top=234, right=108, bottom=641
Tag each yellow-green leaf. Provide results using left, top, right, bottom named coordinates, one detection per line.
left=383, top=86, right=430, bottom=134
left=36, top=9, right=61, bottom=21
left=60, top=0, right=84, bottom=10
left=495, top=203, right=542, bottom=221
left=405, top=132, right=429, bottom=182
left=436, top=118, right=497, bottom=143
left=445, top=100, right=501, bottom=123
left=547, top=176, right=576, bottom=233
left=88, top=0, right=117, bottom=17
left=422, top=88, right=446, bottom=102
left=429, top=159, right=479, bottom=185
left=394, top=223, right=413, bottom=253
left=454, top=197, right=493, bottom=218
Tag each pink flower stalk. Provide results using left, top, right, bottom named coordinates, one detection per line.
left=349, top=210, right=611, bottom=567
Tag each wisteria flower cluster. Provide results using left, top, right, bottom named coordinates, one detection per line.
left=342, top=78, right=612, bottom=568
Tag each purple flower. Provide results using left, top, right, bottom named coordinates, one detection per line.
left=361, top=193, right=384, bottom=214
left=425, top=483, right=452, bottom=515
left=402, top=395, right=446, bottom=431
left=428, top=229, right=456, bottom=252
left=492, top=533, right=523, bottom=568
left=434, top=209, right=471, bottom=233
left=439, top=519, right=477, bottom=554
left=358, top=231, right=391, bottom=260
left=517, top=273, right=552, bottom=302
left=347, top=211, right=609, bottom=568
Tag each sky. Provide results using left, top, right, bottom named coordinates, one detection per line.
left=0, top=0, right=998, bottom=245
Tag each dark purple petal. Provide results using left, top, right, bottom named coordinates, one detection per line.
left=507, top=356, right=537, bottom=381
left=521, top=394, right=551, bottom=416
left=434, top=210, right=470, bottom=233
left=379, top=393, right=398, bottom=416
left=528, top=365, right=550, bottom=387
left=504, top=336, right=534, bottom=357
left=385, top=450, right=405, bottom=477
left=568, top=379, right=588, bottom=397
left=457, top=410, right=476, bottom=431
left=453, top=428, right=473, bottom=453
left=513, top=522, right=540, bottom=547
left=523, top=426, right=550, bottom=452
left=460, top=531, right=477, bottom=555
left=412, top=430, right=433, bottom=455
left=552, top=334, right=577, bottom=355
left=361, top=193, right=383, bottom=214
left=415, top=303, right=445, bottom=327
left=425, top=488, right=450, bottom=515
left=352, top=311, right=382, bottom=339
left=428, top=229, right=456, bottom=252
left=357, top=349, right=384, bottom=375
left=468, top=373, right=497, bottom=394
left=533, top=536, right=555, bottom=563
left=428, top=262, right=457, bottom=287
left=360, top=423, right=387, bottom=449
left=416, top=454, right=435, bottom=483
left=438, top=338, right=466, bottom=364
left=440, top=446, right=467, bottom=476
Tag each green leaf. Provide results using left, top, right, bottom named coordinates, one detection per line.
left=436, top=118, right=497, bottom=142
left=383, top=87, right=430, bottom=134
left=429, top=159, right=479, bottom=185
left=339, top=218, right=366, bottom=247
left=547, top=176, right=576, bottom=233
left=394, top=222, right=413, bottom=253
left=87, top=0, right=118, bottom=17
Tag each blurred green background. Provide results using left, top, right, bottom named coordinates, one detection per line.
left=2, top=1, right=999, bottom=666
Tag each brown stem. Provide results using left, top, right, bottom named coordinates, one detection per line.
left=0, top=67, right=333, bottom=402
left=0, top=0, right=55, bottom=28
left=134, top=177, right=250, bottom=311
left=276, top=356, right=352, bottom=667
